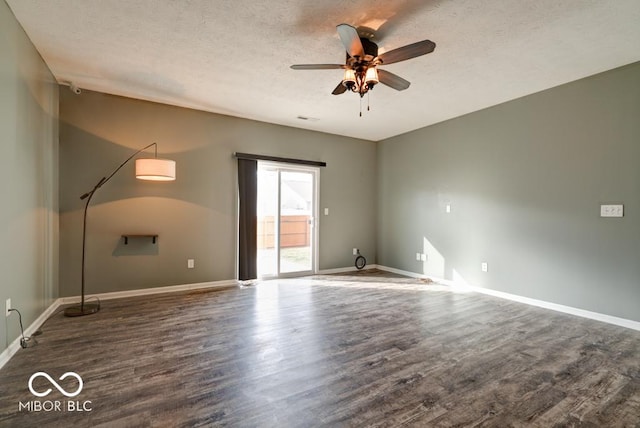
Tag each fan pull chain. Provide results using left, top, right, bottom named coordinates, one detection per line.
left=367, top=92, right=371, bottom=112
left=359, top=96, right=362, bottom=117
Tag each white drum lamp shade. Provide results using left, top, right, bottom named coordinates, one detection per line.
left=135, top=158, right=176, bottom=181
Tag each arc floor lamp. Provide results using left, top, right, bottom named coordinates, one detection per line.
left=64, top=143, right=176, bottom=317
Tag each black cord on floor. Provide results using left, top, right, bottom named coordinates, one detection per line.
left=8, top=309, right=34, bottom=348
left=8, top=297, right=103, bottom=349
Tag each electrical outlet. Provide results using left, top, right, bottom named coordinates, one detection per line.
left=5, top=298, right=11, bottom=317
left=445, top=204, right=451, bottom=213
left=187, top=259, right=195, bottom=269
left=420, top=253, right=427, bottom=262
left=416, top=252, right=421, bottom=261
left=481, top=262, right=488, bottom=272
left=353, top=248, right=358, bottom=256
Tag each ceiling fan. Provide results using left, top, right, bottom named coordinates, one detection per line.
left=291, top=23, right=436, bottom=109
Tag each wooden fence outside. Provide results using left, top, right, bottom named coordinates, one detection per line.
left=257, top=215, right=310, bottom=249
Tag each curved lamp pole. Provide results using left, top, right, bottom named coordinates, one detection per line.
left=64, top=143, right=176, bottom=317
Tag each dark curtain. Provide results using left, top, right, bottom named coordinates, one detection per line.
left=237, top=158, right=258, bottom=280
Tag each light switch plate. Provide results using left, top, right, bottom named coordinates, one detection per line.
left=600, top=204, right=624, bottom=218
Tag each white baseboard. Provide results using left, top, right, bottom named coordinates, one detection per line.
left=466, top=285, right=640, bottom=332
left=375, top=265, right=640, bottom=332
left=374, top=265, right=429, bottom=279
left=317, top=264, right=379, bottom=275
left=0, top=298, right=63, bottom=370
left=58, top=279, right=239, bottom=305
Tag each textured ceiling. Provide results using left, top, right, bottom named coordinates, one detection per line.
left=6, top=0, right=640, bottom=141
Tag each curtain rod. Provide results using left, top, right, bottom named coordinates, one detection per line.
left=233, top=152, right=326, bottom=167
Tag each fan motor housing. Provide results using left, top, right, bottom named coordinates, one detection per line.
left=361, top=38, right=378, bottom=58
left=346, top=37, right=378, bottom=63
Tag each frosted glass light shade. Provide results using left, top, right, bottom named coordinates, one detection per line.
left=365, top=67, right=379, bottom=84
left=342, top=68, right=356, bottom=85
left=135, top=158, right=176, bottom=181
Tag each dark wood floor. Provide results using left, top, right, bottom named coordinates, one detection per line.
left=1, top=272, right=639, bottom=427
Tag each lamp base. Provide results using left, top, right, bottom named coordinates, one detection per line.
left=64, top=303, right=100, bottom=317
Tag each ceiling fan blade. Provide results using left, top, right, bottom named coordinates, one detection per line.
left=378, top=69, right=411, bottom=91
left=336, top=24, right=365, bottom=58
left=378, top=40, right=436, bottom=65
left=332, top=81, right=347, bottom=95
left=291, top=64, right=345, bottom=70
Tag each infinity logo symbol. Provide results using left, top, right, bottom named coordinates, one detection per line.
left=28, top=372, right=83, bottom=398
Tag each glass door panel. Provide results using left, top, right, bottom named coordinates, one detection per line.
left=279, top=171, right=313, bottom=274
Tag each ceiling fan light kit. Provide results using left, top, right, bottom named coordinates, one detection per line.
left=291, top=23, right=436, bottom=116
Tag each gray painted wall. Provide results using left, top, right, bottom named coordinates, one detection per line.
left=59, top=90, right=376, bottom=296
left=378, top=62, right=640, bottom=322
left=1, top=2, right=59, bottom=353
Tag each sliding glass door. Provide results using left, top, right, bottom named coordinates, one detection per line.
left=257, top=163, right=318, bottom=278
